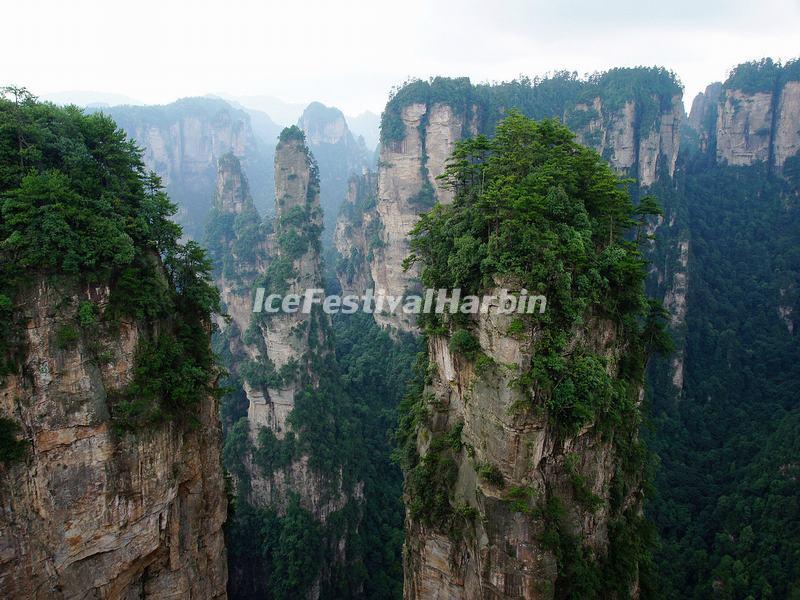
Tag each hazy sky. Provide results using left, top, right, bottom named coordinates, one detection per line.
left=3, top=0, right=798, bottom=116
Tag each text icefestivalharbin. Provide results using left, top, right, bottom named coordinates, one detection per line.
left=252, top=288, right=547, bottom=315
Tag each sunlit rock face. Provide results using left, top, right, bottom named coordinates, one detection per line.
left=0, top=280, right=228, bottom=599
left=403, top=291, right=642, bottom=599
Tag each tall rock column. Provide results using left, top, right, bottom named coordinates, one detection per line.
left=395, top=114, right=656, bottom=599
left=214, top=128, right=361, bottom=599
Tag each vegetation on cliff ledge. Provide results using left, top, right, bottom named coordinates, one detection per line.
left=379, top=68, right=681, bottom=144
left=0, top=87, right=219, bottom=433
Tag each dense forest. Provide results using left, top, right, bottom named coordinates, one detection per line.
left=647, top=164, right=800, bottom=598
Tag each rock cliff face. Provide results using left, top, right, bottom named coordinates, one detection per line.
left=245, top=133, right=326, bottom=446
left=297, top=102, right=369, bottom=248
left=569, top=94, right=683, bottom=186
left=370, top=101, right=461, bottom=331
left=104, top=98, right=273, bottom=237
left=206, top=153, right=267, bottom=341
left=0, top=280, right=228, bottom=599
left=687, top=61, right=800, bottom=171
left=774, top=81, right=800, bottom=167
left=663, top=238, right=690, bottom=390
left=688, top=82, right=723, bottom=153
left=333, top=172, right=379, bottom=296
left=716, top=90, right=774, bottom=165
left=402, top=296, right=644, bottom=599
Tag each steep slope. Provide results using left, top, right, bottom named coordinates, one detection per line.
left=0, top=92, right=227, bottom=598
left=102, top=97, right=274, bottom=237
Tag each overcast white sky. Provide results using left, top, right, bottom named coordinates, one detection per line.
left=3, top=0, right=798, bottom=116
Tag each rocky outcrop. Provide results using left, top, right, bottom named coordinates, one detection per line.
left=569, top=94, right=683, bottom=186
left=299, top=102, right=354, bottom=147
left=104, top=98, right=273, bottom=237
left=774, top=81, right=800, bottom=168
left=206, top=153, right=266, bottom=337
left=716, top=90, right=774, bottom=166
left=371, top=102, right=428, bottom=332
left=424, top=103, right=471, bottom=205
left=368, top=101, right=478, bottom=331
left=297, top=102, right=369, bottom=247
left=402, top=290, right=643, bottom=598
left=663, top=238, right=690, bottom=390
left=0, top=280, right=227, bottom=599
left=688, top=83, right=722, bottom=153
left=688, top=61, right=800, bottom=171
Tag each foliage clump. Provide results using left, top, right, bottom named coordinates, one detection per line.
left=0, top=87, right=219, bottom=430
left=724, top=57, right=800, bottom=93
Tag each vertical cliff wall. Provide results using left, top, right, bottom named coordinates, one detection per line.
left=333, top=172, right=379, bottom=296
left=0, top=281, right=228, bottom=599
left=567, top=93, right=682, bottom=186
left=396, top=116, right=657, bottom=598
left=370, top=100, right=473, bottom=331
left=0, top=94, right=228, bottom=598
left=403, top=312, right=643, bottom=599
left=687, top=59, right=800, bottom=171
left=336, top=70, right=684, bottom=332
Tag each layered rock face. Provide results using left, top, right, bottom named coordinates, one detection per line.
left=569, top=93, right=683, bottom=186
left=370, top=101, right=469, bottom=331
left=687, top=62, right=800, bottom=170
left=402, top=299, right=642, bottom=599
left=0, top=281, right=227, bottom=599
left=716, top=90, right=774, bottom=165
left=104, top=98, right=273, bottom=237
left=773, top=81, right=800, bottom=167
